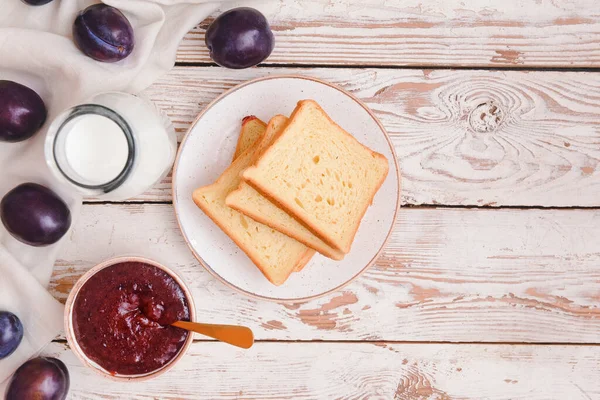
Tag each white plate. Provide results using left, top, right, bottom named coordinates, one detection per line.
left=173, top=75, right=400, bottom=301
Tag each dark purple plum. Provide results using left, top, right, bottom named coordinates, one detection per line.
left=205, top=7, right=274, bottom=69
left=0, top=311, right=23, bottom=359
left=0, top=80, right=47, bottom=143
left=6, top=357, right=70, bottom=400
left=1, top=183, right=71, bottom=247
left=73, top=4, right=134, bottom=62
left=22, top=0, right=54, bottom=5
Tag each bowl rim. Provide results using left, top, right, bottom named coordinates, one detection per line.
left=63, top=255, right=196, bottom=382
left=171, top=74, right=401, bottom=303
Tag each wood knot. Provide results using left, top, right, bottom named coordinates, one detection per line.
left=468, top=101, right=504, bottom=133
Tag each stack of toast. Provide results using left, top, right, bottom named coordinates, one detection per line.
left=193, top=100, right=389, bottom=286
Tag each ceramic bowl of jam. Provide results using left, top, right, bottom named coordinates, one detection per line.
left=64, top=256, right=195, bottom=381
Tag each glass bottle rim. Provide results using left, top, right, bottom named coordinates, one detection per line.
left=50, top=104, right=136, bottom=194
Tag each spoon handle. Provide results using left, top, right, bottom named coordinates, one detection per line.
left=172, top=321, right=254, bottom=349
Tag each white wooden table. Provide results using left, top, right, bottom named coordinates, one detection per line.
left=46, top=1, right=600, bottom=398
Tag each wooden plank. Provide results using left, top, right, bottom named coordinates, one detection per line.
left=52, top=204, right=600, bottom=343
left=42, top=341, right=600, bottom=399
left=129, top=66, right=600, bottom=206
left=177, top=0, right=600, bottom=68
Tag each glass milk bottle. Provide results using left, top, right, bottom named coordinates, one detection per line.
left=45, top=92, right=176, bottom=201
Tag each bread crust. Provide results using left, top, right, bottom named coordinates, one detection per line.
left=294, top=248, right=315, bottom=272
left=232, top=116, right=267, bottom=161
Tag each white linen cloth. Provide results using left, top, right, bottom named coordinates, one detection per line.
left=0, top=0, right=232, bottom=390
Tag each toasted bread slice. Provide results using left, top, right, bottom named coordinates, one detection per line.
left=233, top=116, right=267, bottom=161
left=233, top=118, right=311, bottom=270
left=226, top=182, right=345, bottom=260
left=193, top=116, right=314, bottom=286
left=233, top=117, right=308, bottom=273
left=242, top=100, right=389, bottom=254
left=228, top=115, right=343, bottom=260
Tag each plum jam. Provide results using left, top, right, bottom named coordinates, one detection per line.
left=72, top=262, right=190, bottom=375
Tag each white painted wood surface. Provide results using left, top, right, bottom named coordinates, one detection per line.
left=41, top=1, right=600, bottom=398
left=130, top=67, right=600, bottom=206
left=52, top=204, right=600, bottom=343
left=43, top=342, right=600, bottom=399
left=179, top=0, right=600, bottom=68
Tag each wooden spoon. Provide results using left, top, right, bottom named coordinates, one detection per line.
left=172, top=321, right=254, bottom=349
